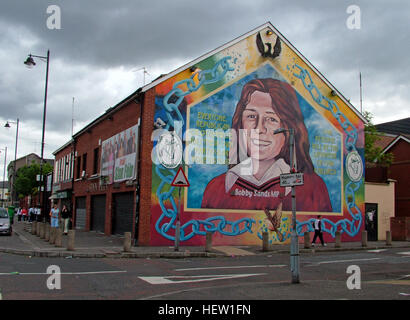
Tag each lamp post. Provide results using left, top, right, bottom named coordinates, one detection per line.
left=274, top=127, right=300, bottom=284
left=4, top=119, right=19, bottom=206
left=24, top=50, right=50, bottom=221
left=0, top=147, right=7, bottom=206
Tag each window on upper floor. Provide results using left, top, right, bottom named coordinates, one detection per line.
left=76, top=156, right=81, bottom=179
left=93, top=147, right=99, bottom=175
left=82, top=153, right=87, bottom=176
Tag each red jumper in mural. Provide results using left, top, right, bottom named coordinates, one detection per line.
left=201, top=78, right=332, bottom=212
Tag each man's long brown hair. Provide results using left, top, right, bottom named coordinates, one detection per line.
left=230, top=78, right=314, bottom=173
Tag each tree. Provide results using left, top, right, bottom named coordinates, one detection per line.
left=364, top=111, right=394, bottom=167
left=15, top=162, right=53, bottom=198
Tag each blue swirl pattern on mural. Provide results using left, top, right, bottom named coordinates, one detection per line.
left=155, top=57, right=256, bottom=241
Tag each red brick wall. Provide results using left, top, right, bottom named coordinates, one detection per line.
left=387, top=141, right=410, bottom=217
left=72, top=98, right=142, bottom=236
left=137, top=88, right=156, bottom=245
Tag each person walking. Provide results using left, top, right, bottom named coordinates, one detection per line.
left=49, top=203, right=59, bottom=229
left=61, top=204, right=72, bottom=235
left=35, top=206, right=41, bottom=222
left=17, top=207, right=22, bottom=221
left=28, top=206, right=34, bottom=222
left=21, top=207, right=28, bottom=222
left=311, top=215, right=326, bottom=247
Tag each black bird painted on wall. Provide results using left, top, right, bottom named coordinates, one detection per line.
left=256, top=32, right=281, bottom=59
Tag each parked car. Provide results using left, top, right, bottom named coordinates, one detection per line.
left=0, top=208, right=12, bottom=236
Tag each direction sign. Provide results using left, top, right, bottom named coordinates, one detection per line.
left=280, top=172, right=304, bottom=187
left=171, top=167, right=190, bottom=187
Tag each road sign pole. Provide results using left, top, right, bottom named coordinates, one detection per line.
left=174, top=185, right=181, bottom=252
left=289, top=128, right=300, bottom=284
left=170, top=166, right=189, bottom=252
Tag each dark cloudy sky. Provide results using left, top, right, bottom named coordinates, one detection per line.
left=0, top=0, right=409, bottom=175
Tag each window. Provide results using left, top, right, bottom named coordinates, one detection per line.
left=54, top=161, right=59, bottom=183
left=82, top=153, right=87, bottom=175
left=93, top=147, right=99, bottom=175
left=76, top=156, right=81, bottom=179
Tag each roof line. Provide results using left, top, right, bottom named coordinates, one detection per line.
left=71, top=87, right=142, bottom=140
left=382, top=135, right=410, bottom=154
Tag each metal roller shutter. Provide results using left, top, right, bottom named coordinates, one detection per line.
left=112, top=192, right=134, bottom=235
left=75, top=197, right=86, bottom=230
left=91, top=195, right=106, bottom=233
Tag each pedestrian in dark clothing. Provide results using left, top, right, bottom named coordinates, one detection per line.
left=311, top=215, right=326, bottom=247
left=61, top=205, right=72, bottom=235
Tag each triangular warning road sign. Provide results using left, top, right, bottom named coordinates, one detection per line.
left=171, top=167, right=190, bottom=187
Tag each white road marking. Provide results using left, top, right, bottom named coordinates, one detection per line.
left=367, top=249, right=387, bottom=253
left=174, top=264, right=286, bottom=271
left=305, top=258, right=381, bottom=267
left=0, top=270, right=127, bottom=276
left=139, top=273, right=266, bottom=285
left=397, top=251, right=410, bottom=255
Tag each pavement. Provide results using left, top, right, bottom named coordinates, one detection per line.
left=0, top=220, right=409, bottom=259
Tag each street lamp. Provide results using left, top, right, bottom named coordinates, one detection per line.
left=4, top=119, right=19, bottom=206
left=274, top=127, right=300, bottom=284
left=24, top=50, right=50, bottom=221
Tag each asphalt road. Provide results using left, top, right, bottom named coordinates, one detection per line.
left=1, top=247, right=409, bottom=302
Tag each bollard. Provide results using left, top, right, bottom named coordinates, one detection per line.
left=45, top=224, right=50, bottom=241
left=335, top=231, right=341, bottom=248
left=55, top=228, right=63, bottom=247
left=31, top=221, right=37, bottom=235
left=123, top=232, right=132, bottom=252
left=304, top=232, right=311, bottom=249
left=40, top=223, right=45, bottom=239
left=36, top=221, right=40, bottom=236
left=262, top=231, right=270, bottom=252
left=205, top=231, right=213, bottom=252
left=49, top=227, right=56, bottom=244
left=67, top=230, right=75, bottom=251
left=386, top=231, right=392, bottom=246
left=361, top=230, right=368, bottom=247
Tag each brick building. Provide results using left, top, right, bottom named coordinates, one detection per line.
left=53, top=88, right=156, bottom=244
left=7, top=153, right=54, bottom=206
left=366, top=117, right=410, bottom=240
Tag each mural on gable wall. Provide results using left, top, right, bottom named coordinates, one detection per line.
left=151, top=27, right=365, bottom=246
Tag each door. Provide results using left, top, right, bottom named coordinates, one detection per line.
left=75, top=197, right=86, bottom=230
left=91, top=195, right=106, bottom=233
left=365, top=203, right=378, bottom=241
left=112, top=192, right=134, bottom=235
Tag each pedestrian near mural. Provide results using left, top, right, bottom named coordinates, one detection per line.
left=311, top=215, right=326, bottom=247
left=49, top=203, right=59, bottom=228
left=61, top=204, right=72, bottom=235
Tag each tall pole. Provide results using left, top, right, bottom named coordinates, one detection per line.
left=289, top=128, right=300, bottom=283
left=12, top=119, right=19, bottom=206
left=40, top=49, right=50, bottom=222
left=359, top=72, right=363, bottom=114
left=1, top=147, right=6, bottom=206
left=71, top=97, right=75, bottom=137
